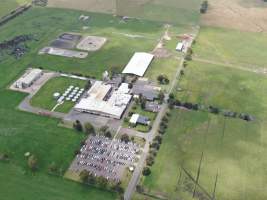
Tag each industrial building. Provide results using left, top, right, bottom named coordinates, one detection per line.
left=74, top=81, right=132, bottom=119
left=15, top=68, right=43, bottom=89
left=130, top=114, right=150, bottom=126
left=132, top=79, right=160, bottom=101
left=122, top=52, right=154, bottom=77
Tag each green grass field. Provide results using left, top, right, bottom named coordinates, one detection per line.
left=176, top=61, right=267, bottom=119
left=117, top=0, right=201, bottom=25
left=192, top=27, right=267, bottom=69
left=145, top=57, right=180, bottom=91
left=0, top=90, right=117, bottom=199
left=48, top=0, right=201, bottom=25
left=142, top=109, right=267, bottom=200
left=0, top=0, right=30, bottom=17
left=0, top=163, right=116, bottom=200
left=142, top=59, right=267, bottom=200
left=1, top=7, right=164, bottom=200
left=31, top=76, right=86, bottom=113
left=0, top=7, right=163, bottom=81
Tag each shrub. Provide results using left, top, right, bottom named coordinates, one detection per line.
left=142, top=167, right=151, bottom=176
left=28, top=155, right=38, bottom=171
left=73, top=120, right=83, bottom=132
left=121, top=134, right=130, bottom=143
left=84, top=122, right=95, bottom=135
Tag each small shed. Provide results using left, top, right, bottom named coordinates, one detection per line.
left=176, top=42, right=184, bottom=51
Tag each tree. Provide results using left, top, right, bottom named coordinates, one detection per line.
left=157, top=74, right=170, bottom=85
left=113, top=182, right=124, bottom=194
left=142, top=167, right=151, bottom=176
left=154, top=135, right=162, bottom=144
left=28, top=155, right=38, bottom=171
left=157, top=74, right=164, bottom=83
left=169, top=93, right=175, bottom=100
left=140, top=96, right=147, bottom=110
left=97, top=176, right=108, bottom=188
left=73, top=120, right=83, bottom=132
left=48, top=162, right=58, bottom=173
left=79, top=170, right=89, bottom=183
left=84, top=122, right=95, bottom=135
left=88, top=173, right=96, bottom=185
left=162, top=116, right=169, bottom=123
left=146, top=155, right=155, bottom=166
left=158, top=91, right=165, bottom=104
left=136, top=185, right=144, bottom=193
left=84, top=80, right=92, bottom=90
left=104, top=131, right=112, bottom=138
left=128, top=82, right=133, bottom=89
left=0, top=153, right=8, bottom=161
left=121, top=134, right=130, bottom=143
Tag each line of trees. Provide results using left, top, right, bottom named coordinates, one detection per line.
left=168, top=96, right=254, bottom=122
left=143, top=111, right=171, bottom=177
left=79, top=170, right=124, bottom=195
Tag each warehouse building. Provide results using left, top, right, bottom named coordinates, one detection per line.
left=15, top=68, right=43, bottom=89
left=74, top=81, right=132, bottom=119
left=122, top=52, right=154, bottom=77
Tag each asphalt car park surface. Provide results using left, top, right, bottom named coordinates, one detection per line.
left=69, top=135, right=141, bottom=182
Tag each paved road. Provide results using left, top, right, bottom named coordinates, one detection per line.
left=120, top=127, right=147, bottom=140
left=124, top=54, right=183, bottom=200
left=124, top=27, right=200, bottom=200
left=18, top=94, right=66, bottom=119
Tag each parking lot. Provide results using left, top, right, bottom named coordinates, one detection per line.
left=69, top=135, right=141, bottom=182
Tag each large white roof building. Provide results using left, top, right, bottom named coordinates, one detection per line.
left=74, top=81, right=132, bottom=119
left=15, top=68, right=43, bottom=89
left=122, top=52, right=154, bottom=77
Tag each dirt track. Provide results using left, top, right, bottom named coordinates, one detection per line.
left=201, top=0, right=267, bottom=32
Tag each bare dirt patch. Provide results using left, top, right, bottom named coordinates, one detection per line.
left=201, top=0, right=267, bottom=32
left=76, top=36, right=107, bottom=51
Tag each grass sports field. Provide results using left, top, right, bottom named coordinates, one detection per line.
left=192, top=27, right=267, bottom=70
left=0, top=0, right=30, bottom=17
left=31, top=76, right=86, bottom=113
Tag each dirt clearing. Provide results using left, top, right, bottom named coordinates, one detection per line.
left=201, top=0, right=267, bottom=32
